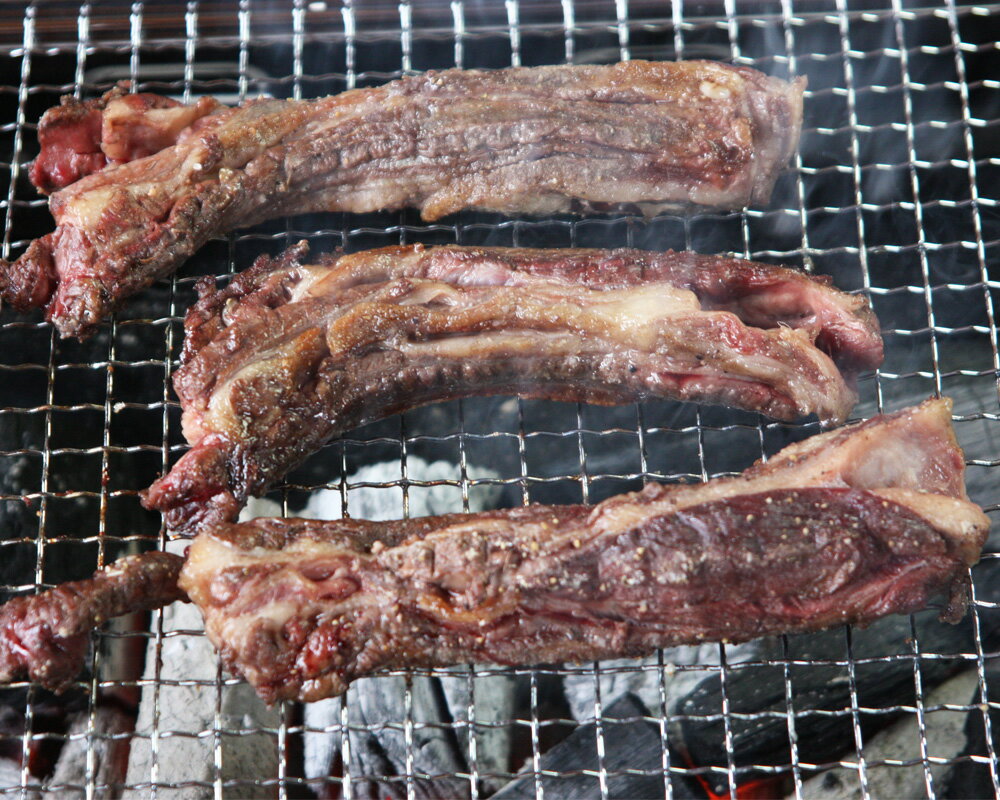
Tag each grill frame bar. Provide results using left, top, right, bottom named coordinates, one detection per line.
left=0, top=1, right=997, bottom=799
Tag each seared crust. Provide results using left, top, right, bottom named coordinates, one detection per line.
left=0, top=552, right=186, bottom=691
left=180, top=398, right=989, bottom=703
left=3, top=61, right=804, bottom=338
left=142, top=243, right=882, bottom=534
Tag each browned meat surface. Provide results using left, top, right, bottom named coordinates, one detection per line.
left=30, top=84, right=221, bottom=195
left=180, top=398, right=989, bottom=703
left=0, top=552, right=185, bottom=691
left=4, top=60, right=805, bottom=338
left=142, top=243, right=882, bottom=534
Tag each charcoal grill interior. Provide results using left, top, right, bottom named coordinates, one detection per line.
left=0, top=0, right=999, bottom=797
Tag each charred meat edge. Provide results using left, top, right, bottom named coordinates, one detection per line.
left=142, top=242, right=883, bottom=534
left=180, top=397, right=989, bottom=703
left=2, top=60, right=804, bottom=338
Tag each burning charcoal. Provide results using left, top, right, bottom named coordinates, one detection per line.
left=561, top=643, right=757, bottom=725
left=939, top=659, right=1000, bottom=798
left=44, top=705, right=132, bottom=799
left=493, top=693, right=706, bottom=800
left=294, top=459, right=511, bottom=798
left=122, top=555, right=280, bottom=800
left=439, top=666, right=516, bottom=794
left=0, top=689, right=87, bottom=792
left=795, top=669, right=980, bottom=799
left=674, top=554, right=1000, bottom=799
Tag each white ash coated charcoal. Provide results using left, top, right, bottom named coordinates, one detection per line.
left=341, top=674, right=470, bottom=800
left=438, top=665, right=516, bottom=794
left=796, top=669, right=981, bottom=799
left=122, top=543, right=280, bottom=800
left=0, top=759, right=28, bottom=799
left=939, top=659, right=1000, bottom=796
left=44, top=705, right=131, bottom=799
left=561, top=644, right=757, bottom=725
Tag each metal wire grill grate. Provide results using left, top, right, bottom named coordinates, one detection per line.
left=0, top=0, right=998, bottom=798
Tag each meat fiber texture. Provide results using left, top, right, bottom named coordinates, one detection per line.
left=122, top=552, right=280, bottom=800
left=29, top=83, right=222, bottom=195
left=180, top=398, right=989, bottom=704
left=1, top=60, right=804, bottom=338
left=142, top=242, right=883, bottom=535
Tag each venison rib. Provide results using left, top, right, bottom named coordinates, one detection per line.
left=179, top=398, right=989, bottom=703
left=0, top=400, right=982, bottom=698
left=3, top=60, right=804, bottom=338
left=142, top=243, right=882, bottom=534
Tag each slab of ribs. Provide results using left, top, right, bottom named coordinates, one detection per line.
left=141, top=243, right=883, bottom=534
left=0, top=58, right=983, bottom=713
left=0, top=399, right=986, bottom=703
left=1, top=60, right=804, bottom=338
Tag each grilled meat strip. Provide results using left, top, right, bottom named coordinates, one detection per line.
left=142, top=243, right=882, bottom=535
left=3, top=60, right=805, bottom=338
left=180, top=398, right=989, bottom=704
left=0, top=552, right=185, bottom=691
